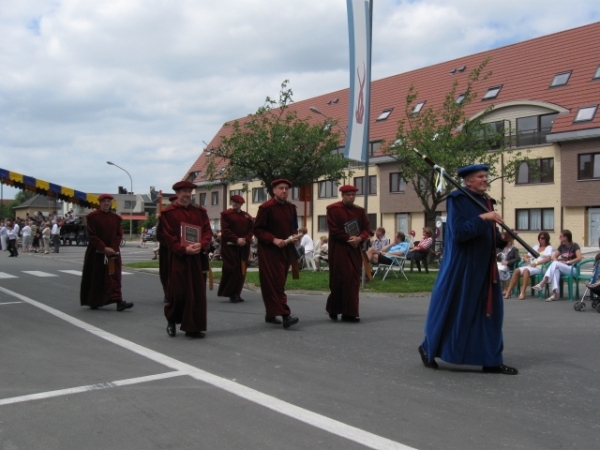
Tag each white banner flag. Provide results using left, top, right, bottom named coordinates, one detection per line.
left=345, top=0, right=372, bottom=163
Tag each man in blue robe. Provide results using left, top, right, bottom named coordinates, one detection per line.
left=418, top=164, right=518, bottom=375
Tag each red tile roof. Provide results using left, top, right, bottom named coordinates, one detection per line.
left=185, top=21, right=600, bottom=183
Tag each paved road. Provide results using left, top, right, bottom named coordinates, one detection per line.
left=1, top=246, right=599, bottom=450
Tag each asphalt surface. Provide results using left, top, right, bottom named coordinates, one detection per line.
left=1, top=244, right=599, bottom=450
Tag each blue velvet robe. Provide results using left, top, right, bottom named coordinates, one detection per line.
left=421, top=188, right=504, bottom=367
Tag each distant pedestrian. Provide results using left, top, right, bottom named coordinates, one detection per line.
left=51, top=220, right=60, bottom=253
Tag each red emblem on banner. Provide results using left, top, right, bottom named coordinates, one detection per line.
left=355, top=63, right=366, bottom=124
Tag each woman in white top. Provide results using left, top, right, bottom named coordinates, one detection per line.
left=299, top=227, right=316, bottom=271
left=533, top=229, right=582, bottom=302
left=503, top=231, right=553, bottom=300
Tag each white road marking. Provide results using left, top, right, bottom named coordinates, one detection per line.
left=21, top=271, right=58, bottom=277
left=0, top=272, right=18, bottom=279
left=58, top=270, right=83, bottom=276
left=0, top=371, right=187, bottom=406
left=0, top=286, right=415, bottom=450
left=122, top=272, right=133, bottom=275
left=0, top=302, right=23, bottom=306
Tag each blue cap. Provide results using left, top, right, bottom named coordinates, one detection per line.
left=457, top=164, right=489, bottom=178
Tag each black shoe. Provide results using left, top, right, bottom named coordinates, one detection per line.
left=265, top=315, right=282, bottom=324
left=229, top=296, right=240, bottom=303
left=163, top=296, right=169, bottom=303
left=282, top=315, right=299, bottom=329
left=185, top=331, right=206, bottom=338
left=166, top=323, right=176, bottom=337
left=328, top=313, right=338, bottom=321
left=341, top=314, right=360, bottom=322
left=117, top=301, right=134, bottom=311
left=482, top=364, right=518, bottom=375
left=418, top=345, right=438, bottom=369
left=237, top=297, right=245, bottom=302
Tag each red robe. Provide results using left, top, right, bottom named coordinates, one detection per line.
left=158, top=203, right=213, bottom=332
left=218, top=208, right=254, bottom=298
left=80, top=209, right=124, bottom=308
left=253, top=198, right=298, bottom=317
left=326, top=201, right=371, bottom=317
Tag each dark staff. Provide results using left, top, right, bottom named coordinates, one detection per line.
left=412, top=148, right=540, bottom=258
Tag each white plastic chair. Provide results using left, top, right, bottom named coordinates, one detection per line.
left=373, top=254, right=408, bottom=281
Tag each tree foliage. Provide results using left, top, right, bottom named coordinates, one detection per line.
left=205, top=80, right=349, bottom=196
left=385, top=58, right=528, bottom=227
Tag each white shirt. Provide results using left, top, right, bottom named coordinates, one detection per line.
left=300, top=234, right=314, bottom=252
left=22, top=225, right=32, bottom=237
left=51, top=224, right=60, bottom=235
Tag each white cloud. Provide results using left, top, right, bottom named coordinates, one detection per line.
left=1, top=0, right=599, bottom=203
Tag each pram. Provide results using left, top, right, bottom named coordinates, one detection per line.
left=574, top=255, right=600, bottom=312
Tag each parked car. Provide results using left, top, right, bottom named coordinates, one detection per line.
left=142, top=226, right=157, bottom=242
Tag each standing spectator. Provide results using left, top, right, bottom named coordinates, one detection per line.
left=41, top=222, right=51, bottom=254
left=140, top=226, right=147, bottom=248
left=299, top=227, right=316, bottom=271
left=371, top=227, right=390, bottom=252
left=253, top=179, right=300, bottom=329
left=325, top=185, right=371, bottom=322
left=31, top=221, right=40, bottom=253
left=0, top=220, right=7, bottom=251
left=6, top=223, right=19, bottom=257
left=158, top=181, right=213, bottom=338
left=21, top=221, right=32, bottom=252
left=80, top=194, right=133, bottom=312
left=51, top=220, right=61, bottom=253
left=218, top=195, right=254, bottom=303
left=418, top=164, right=518, bottom=375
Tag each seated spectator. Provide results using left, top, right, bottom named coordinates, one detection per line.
left=503, top=231, right=553, bottom=300
left=299, top=227, right=316, bottom=271
left=314, top=236, right=329, bottom=271
left=405, top=227, right=434, bottom=268
left=370, top=227, right=390, bottom=252
left=366, top=231, right=409, bottom=265
left=496, top=231, right=520, bottom=291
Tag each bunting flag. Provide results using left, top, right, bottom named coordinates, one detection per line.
left=0, top=167, right=108, bottom=208
left=345, top=0, right=372, bottom=163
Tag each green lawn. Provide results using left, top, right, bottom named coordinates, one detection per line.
left=124, top=261, right=437, bottom=294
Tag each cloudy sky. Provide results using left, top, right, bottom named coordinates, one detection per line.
left=1, top=0, right=599, bottom=201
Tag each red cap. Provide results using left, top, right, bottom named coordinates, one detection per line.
left=168, top=195, right=178, bottom=202
left=172, top=181, right=196, bottom=191
left=339, top=185, right=359, bottom=193
left=230, top=195, right=245, bottom=204
left=271, top=179, right=293, bottom=188
left=98, top=193, right=114, bottom=201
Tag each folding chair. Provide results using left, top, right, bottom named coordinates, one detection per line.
left=373, top=254, right=408, bottom=281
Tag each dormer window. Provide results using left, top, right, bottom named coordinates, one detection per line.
left=550, top=71, right=571, bottom=87
left=482, top=86, right=502, bottom=100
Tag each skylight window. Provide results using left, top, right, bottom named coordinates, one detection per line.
left=457, top=65, right=466, bottom=72
left=376, top=108, right=393, bottom=121
left=550, top=71, right=571, bottom=87
left=482, top=86, right=502, bottom=100
left=594, top=65, right=600, bottom=80
left=574, top=105, right=597, bottom=123
left=456, top=93, right=466, bottom=103
left=412, top=101, right=425, bottom=114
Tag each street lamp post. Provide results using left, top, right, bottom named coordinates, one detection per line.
left=106, top=161, right=133, bottom=241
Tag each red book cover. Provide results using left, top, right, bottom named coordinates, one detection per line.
left=181, top=222, right=202, bottom=247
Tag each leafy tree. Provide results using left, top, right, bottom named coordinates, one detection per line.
left=14, top=190, right=36, bottom=205
left=205, top=80, right=349, bottom=196
left=385, top=58, right=528, bottom=229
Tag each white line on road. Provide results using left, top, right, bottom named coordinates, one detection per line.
left=0, top=286, right=416, bottom=450
left=0, top=272, right=18, bottom=279
left=58, top=270, right=83, bottom=276
left=0, top=371, right=187, bottom=406
left=0, top=302, right=23, bottom=306
left=21, top=271, right=58, bottom=277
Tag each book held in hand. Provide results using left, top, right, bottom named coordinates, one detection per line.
left=181, top=222, right=202, bottom=247
left=344, top=219, right=360, bottom=237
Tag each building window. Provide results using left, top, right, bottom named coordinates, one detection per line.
left=230, top=189, right=243, bottom=197
left=412, top=101, right=425, bottom=114
left=456, top=93, right=466, bottom=103
left=368, top=213, right=377, bottom=230
left=593, top=65, right=600, bottom=80
left=550, top=71, right=571, bottom=87
left=318, top=215, right=328, bottom=232
left=354, top=176, right=377, bottom=195
left=482, top=85, right=502, bottom=100
left=516, top=113, right=558, bottom=147
left=291, top=186, right=299, bottom=200
left=376, top=109, right=393, bottom=121
left=252, top=187, right=268, bottom=203
left=211, top=192, right=219, bottom=205
left=199, top=193, right=206, bottom=206
left=516, top=158, right=554, bottom=184
left=481, top=120, right=505, bottom=149
left=318, top=180, right=338, bottom=198
left=389, top=173, right=406, bottom=193
left=396, top=213, right=409, bottom=235
left=516, top=208, right=554, bottom=231
left=574, top=105, right=597, bottom=123
left=578, top=153, right=600, bottom=180
left=369, top=141, right=382, bottom=156
left=211, top=219, right=220, bottom=231
left=186, top=171, right=199, bottom=182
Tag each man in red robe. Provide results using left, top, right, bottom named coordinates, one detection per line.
left=80, top=194, right=134, bottom=311
left=326, top=185, right=371, bottom=322
left=158, top=181, right=213, bottom=338
left=159, top=194, right=178, bottom=303
left=218, top=195, right=253, bottom=303
left=253, top=179, right=300, bottom=329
